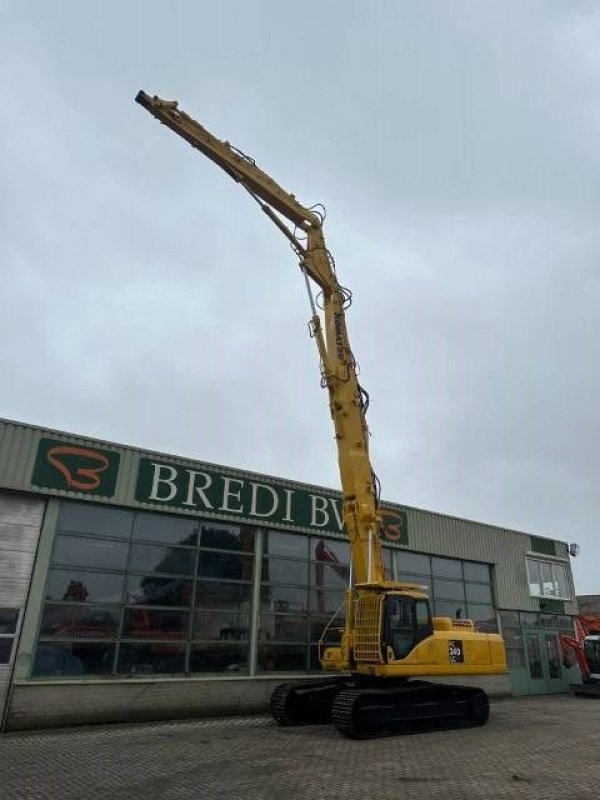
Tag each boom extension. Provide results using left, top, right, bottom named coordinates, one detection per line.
left=136, top=90, right=386, bottom=586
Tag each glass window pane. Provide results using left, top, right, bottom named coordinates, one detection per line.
left=199, top=523, right=252, bottom=552
left=309, top=615, right=344, bottom=643
left=193, top=609, right=250, bottom=641
left=125, top=576, right=193, bottom=607
left=264, top=531, right=308, bottom=559
left=262, top=557, right=308, bottom=586
left=433, top=579, right=465, bottom=602
left=122, top=609, right=189, bottom=640
left=520, top=612, right=539, bottom=627
left=545, top=635, right=561, bottom=678
left=463, top=562, right=490, bottom=583
left=32, top=642, right=115, bottom=676
left=198, top=550, right=254, bottom=581
left=310, top=558, right=349, bottom=590
left=257, top=643, right=307, bottom=672
left=311, top=538, right=349, bottom=564
left=309, top=588, right=345, bottom=614
left=499, top=610, right=519, bottom=626
left=259, top=613, right=308, bottom=642
left=39, top=604, right=120, bottom=639
left=132, top=513, right=199, bottom=546
left=526, top=634, right=543, bottom=679
left=52, top=535, right=129, bottom=570
left=129, top=544, right=195, bottom=576
left=394, top=551, right=430, bottom=575
left=0, top=638, right=13, bottom=664
left=117, top=643, right=186, bottom=675
left=540, top=562, right=554, bottom=596
left=467, top=604, right=496, bottom=625
left=397, top=574, right=432, bottom=595
left=58, top=503, right=133, bottom=538
left=0, top=608, right=19, bottom=635
left=260, top=584, right=308, bottom=613
left=433, top=599, right=466, bottom=619
left=527, top=560, right=542, bottom=596
left=506, top=647, right=526, bottom=669
left=189, top=643, right=248, bottom=674
left=45, top=570, right=124, bottom=604
left=196, top=581, right=252, bottom=609
left=553, top=564, right=569, bottom=598
left=465, top=583, right=493, bottom=605
left=432, top=557, right=462, bottom=579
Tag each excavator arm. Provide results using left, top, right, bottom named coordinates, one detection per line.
left=136, top=91, right=385, bottom=585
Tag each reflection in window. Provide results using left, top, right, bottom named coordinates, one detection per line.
left=262, top=557, right=309, bottom=586
left=309, top=589, right=345, bottom=614
left=257, top=644, right=307, bottom=672
left=0, top=608, right=19, bottom=634
left=526, top=558, right=570, bottom=599
left=199, top=523, right=252, bottom=552
left=196, top=581, right=252, bottom=609
left=465, top=583, right=493, bottom=605
left=117, top=643, right=186, bottom=675
left=125, top=576, right=193, bottom=607
left=122, top=609, right=189, bottom=640
left=394, top=551, right=430, bottom=576
left=129, top=544, right=195, bottom=576
left=32, top=642, right=116, bottom=676
left=189, top=643, right=248, bottom=673
left=46, top=570, right=124, bottom=604
left=197, top=550, right=253, bottom=581
left=264, top=531, right=309, bottom=559
left=432, top=557, right=462, bottom=579
left=193, top=609, right=250, bottom=641
left=463, top=562, right=491, bottom=583
left=57, top=503, right=133, bottom=538
left=434, top=579, right=466, bottom=602
left=52, top=535, right=129, bottom=571
left=258, top=613, right=308, bottom=642
left=260, top=584, right=308, bottom=613
left=133, top=513, right=198, bottom=546
left=433, top=600, right=465, bottom=620
left=39, top=605, right=119, bottom=639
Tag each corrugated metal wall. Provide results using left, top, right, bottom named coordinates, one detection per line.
left=0, top=492, right=45, bottom=723
left=0, top=417, right=578, bottom=617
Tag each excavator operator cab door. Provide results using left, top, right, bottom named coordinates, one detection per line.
left=384, top=594, right=433, bottom=661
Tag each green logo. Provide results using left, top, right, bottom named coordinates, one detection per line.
left=31, top=438, right=120, bottom=497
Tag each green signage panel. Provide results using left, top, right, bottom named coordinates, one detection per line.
left=31, top=438, right=120, bottom=497
left=135, top=457, right=408, bottom=545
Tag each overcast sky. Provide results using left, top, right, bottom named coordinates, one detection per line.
left=1, top=2, right=599, bottom=594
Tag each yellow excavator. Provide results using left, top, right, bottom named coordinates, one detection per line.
left=136, top=91, right=507, bottom=738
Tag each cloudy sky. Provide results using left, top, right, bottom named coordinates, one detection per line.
left=1, top=2, right=599, bottom=593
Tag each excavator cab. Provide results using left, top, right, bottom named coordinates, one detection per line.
left=384, top=593, right=433, bottom=660
left=583, top=636, right=600, bottom=680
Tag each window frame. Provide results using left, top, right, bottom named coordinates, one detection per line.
left=525, top=556, right=572, bottom=601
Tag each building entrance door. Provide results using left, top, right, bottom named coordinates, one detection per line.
left=524, top=629, right=567, bottom=695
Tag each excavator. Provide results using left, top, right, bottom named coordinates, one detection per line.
left=136, top=91, right=507, bottom=737
left=560, top=615, right=600, bottom=697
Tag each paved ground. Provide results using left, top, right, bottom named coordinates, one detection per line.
left=0, top=696, right=599, bottom=800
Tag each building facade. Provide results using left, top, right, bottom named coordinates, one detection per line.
left=0, top=419, right=580, bottom=731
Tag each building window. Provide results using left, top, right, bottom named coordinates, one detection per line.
left=32, top=501, right=501, bottom=678
left=0, top=608, right=19, bottom=665
left=526, top=558, right=571, bottom=600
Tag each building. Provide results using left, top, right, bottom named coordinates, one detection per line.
left=0, top=418, right=580, bottom=731
left=576, top=595, right=600, bottom=615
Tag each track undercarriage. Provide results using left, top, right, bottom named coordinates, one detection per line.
left=270, top=677, right=490, bottom=739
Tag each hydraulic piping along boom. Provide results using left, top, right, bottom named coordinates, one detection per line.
left=135, top=90, right=385, bottom=585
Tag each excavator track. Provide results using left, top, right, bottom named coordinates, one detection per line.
left=331, top=682, right=490, bottom=739
left=270, top=678, right=344, bottom=726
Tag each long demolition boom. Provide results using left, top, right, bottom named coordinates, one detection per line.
left=135, top=91, right=384, bottom=584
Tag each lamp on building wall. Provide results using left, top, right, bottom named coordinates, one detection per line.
left=568, top=543, right=580, bottom=557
